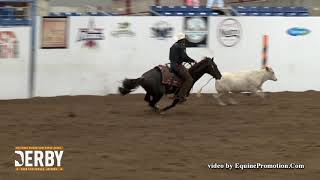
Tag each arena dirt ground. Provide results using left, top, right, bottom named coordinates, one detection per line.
left=0, top=91, right=320, bottom=180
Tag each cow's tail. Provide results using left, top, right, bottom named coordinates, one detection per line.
left=196, top=77, right=214, bottom=97
left=118, top=77, right=143, bottom=95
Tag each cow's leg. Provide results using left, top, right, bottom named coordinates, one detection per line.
left=227, top=93, right=238, bottom=105
left=256, top=90, right=267, bottom=104
left=255, top=90, right=265, bottom=99
left=251, top=89, right=267, bottom=104
left=213, top=93, right=227, bottom=106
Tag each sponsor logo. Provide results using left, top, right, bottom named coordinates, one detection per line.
left=184, top=17, right=208, bottom=47
left=111, top=22, right=135, bottom=37
left=217, top=18, right=242, bottom=47
left=77, top=18, right=105, bottom=48
left=15, top=146, right=64, bottom=171
left=287, top=27, right=310, bottom=36
left=0, top=31, right=19, bottom=58
left=151, top=21, right=173, bottom=40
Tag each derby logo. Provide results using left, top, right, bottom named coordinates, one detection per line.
left=287, top=27, right=310, bottom=36
left=15, top=146, right=64, bottom=171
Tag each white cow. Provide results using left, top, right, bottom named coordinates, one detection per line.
left=197, top=66, right=278, bottom=105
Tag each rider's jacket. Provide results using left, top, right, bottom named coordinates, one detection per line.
left=169, top=41, right=195, bottom=69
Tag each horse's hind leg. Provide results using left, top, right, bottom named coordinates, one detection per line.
left=144, top=92, right=158, bottom=111
left=149, top=93, right=163, bottom=112
left=144, top=93, right=151, bottom=102
left=144, top=93, right=159, bottom=111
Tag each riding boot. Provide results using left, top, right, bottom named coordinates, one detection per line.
left=175, top=68, right=193, bottom=103
left=173, top=65, right=193, bottom=102
left=176, top=81, right=192, bottom=103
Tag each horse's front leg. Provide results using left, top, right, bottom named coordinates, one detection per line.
left=160, top=98, right=180, bottom=114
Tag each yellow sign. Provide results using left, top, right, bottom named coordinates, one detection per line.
left=15, top=146, right=64, bottom=171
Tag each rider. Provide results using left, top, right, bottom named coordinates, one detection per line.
left=169, top=33, right=197, bottom=102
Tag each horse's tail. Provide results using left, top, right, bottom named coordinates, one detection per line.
left=118, top=77, right=143, bottom=95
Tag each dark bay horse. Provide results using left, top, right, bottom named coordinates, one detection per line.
left=118, top=57, right=222, bottom=112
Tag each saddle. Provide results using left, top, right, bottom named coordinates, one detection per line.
left=156, top=65, right=182, bottom=87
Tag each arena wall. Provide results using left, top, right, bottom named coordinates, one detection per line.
left=2, top=16, right=320, bottom=99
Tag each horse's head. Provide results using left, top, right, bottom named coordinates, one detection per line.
left=199, top=57, right=222, bottom=80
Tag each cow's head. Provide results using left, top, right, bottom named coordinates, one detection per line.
left=264, top=66, right=278, bottom=81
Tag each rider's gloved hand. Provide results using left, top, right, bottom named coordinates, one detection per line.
left=187, top=60, right=196, bottom=66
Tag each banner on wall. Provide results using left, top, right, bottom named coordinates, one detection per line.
left=217, top=18, right=242, bottom=47
left=287, top=27, right=311, bottom=36
left=41, top=17, right=68, bottom=49
left=184, top=17, right=208, bottom=48
left=150, top=21, right=174, bottom=40
left=77, top=18, right=105, bottom=48
left=0, top=31, right=19, bottom=58
left=111, top=22, right=136, bottom=37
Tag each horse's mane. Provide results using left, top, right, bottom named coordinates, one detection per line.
left=189, top=58, right=209, bottom=73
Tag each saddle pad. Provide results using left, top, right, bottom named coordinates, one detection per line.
left=157, top=65, right=182, bottom=87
